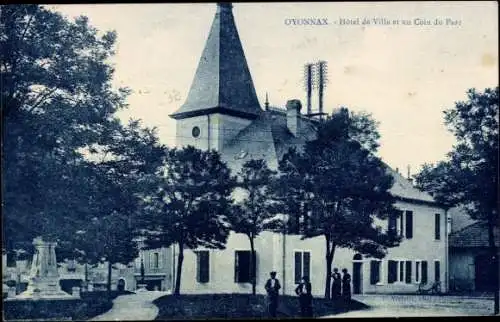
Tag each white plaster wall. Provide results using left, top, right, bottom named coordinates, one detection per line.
left=175, top=113, right=251, bottom=151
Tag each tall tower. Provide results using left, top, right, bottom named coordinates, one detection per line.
left=170, top=3, right=262, bottom=151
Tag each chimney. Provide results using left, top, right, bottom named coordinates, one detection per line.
left=286, top=99, right=302, bottom=137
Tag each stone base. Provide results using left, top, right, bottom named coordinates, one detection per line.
left=15, top=278, right=73, bottom=300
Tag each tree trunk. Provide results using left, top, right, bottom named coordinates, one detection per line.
left=107, top=260, right=112, bottom=299
left=174, top=243, right=184, bottom=296
left=324, top=236, right=335, bottom=299
left=249, top=236, right=256, bottom=296
left=487, top=215, right=499, bottom=315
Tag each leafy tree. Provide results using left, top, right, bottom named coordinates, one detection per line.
left=1, top=5, right=165, bottom=265
left=414, top=87, right=499, bottom=314
left=276, top=108, right=400, bottom=298
left=228, top=159, right=280, bottom=295
left=1, top=4, right=127, bottom=249
left=139, top=146, right=235, bottom=295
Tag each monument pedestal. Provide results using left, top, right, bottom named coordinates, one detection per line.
left=15, top=237, right=74, bottom=300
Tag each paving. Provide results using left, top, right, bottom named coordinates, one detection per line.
left=320, top=294, right=496, bottom=318
left=89, top=290, right=170, bottom=321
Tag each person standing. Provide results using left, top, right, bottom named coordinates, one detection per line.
left=331, top=268, right=342, bottom=301
left=295, top=276, right=313, bottom=317
left=265, top=271, right=281, bottom=318
left=341, top=268, right=351, bottom=301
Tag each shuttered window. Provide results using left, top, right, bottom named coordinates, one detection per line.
left=196, top=251, right=209, bottom=283
left=388, top=260, right=398, bottom=284
left=294, top=251, right=311, bottom=284
left=434, top=261, right=440, bottom=282
left=405, top=261, right=412, bottom=284
left=235, top=251, right=253, bottom=283
left=398, top=210, right=404, bottom=236
left=370, top=261, right=381, bottom=285
left=416, top=262, right=420, bottom=282
left=435, top=214, right=441, bottom=240
left=421, top=261, right=428, bottom=284
left=399, top=261, right=404, bottom=282
left=405, top=211, right=413, bottom=239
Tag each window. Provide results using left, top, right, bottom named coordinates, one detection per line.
left=151, top=252, right=159, bottom=269
left=192, top=126, right=200, bottom=138
left=421, top=261, right=428, bottom=284
left=234, top=251, right=255, bottom=283
left=405, top=261, right=412, bottom=284
left=415, top=262, right=420, bottom=283
left=370, top=260, right=381, bottom=285
left=405, top=211, right=413, bottom=239
left=434, top=261, right=440, bottom=282
left=195, top=251, right=209, bottom=283
left=294, top=251, right=311, bottom=284
left=399, top=210, right=404, bottom=236
left=388, top=212, right=398, bottom=236
left=399, top=261, right=404, bottom=281
left=435, top=214, right=441, bottom=240
left=388, top=260, right=398, bottom=283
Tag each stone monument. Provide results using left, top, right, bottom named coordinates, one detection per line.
left=15, top=237, right=75, bottom=300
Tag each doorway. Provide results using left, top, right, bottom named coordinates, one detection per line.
left=475, top=254, right=494, bottom=292
left=352, top=253, right=363, bottom=294
left=117, top=279, right=125, bottom=292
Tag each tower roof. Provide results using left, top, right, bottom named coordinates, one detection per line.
left=170, top=3, right=262, bottom=120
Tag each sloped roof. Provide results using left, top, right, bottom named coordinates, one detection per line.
left=170, top=3, right=262, bottom=120
left=450, top=221, right=500, bottom=248
left=220, top=108, right=317, bottom=172
left=386, top=167, right=437, bottom=204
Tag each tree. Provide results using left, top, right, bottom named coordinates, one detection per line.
left=414, top=87, right=499, bottom=314
left=1, top=4, right=128, bottom=249
left=276, top=108, right=400, bottom=298
left=228, top=159, right=280, bottom=295
left=139, top=146, right=235, bottom=295
left=1, top=5, right=166, bottom=264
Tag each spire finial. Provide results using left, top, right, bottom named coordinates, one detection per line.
left=265, top=92, right=269, bottom=110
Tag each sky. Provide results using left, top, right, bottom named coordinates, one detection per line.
left=51, top=2, right=498, bottom=175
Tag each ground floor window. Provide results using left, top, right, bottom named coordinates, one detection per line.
left=434, top=260, right=440, bottom=282
left=195, top=250, right=209, bottom=283
left=294, top=251, right=310, bottom=284
left=234, top=250, right=255, bottom=283
left=370, top=260, right=381, bottom=285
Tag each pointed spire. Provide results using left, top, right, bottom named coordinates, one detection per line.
left=170, top=3, right=262, bottom=120
left=265, top=92, right=269, bottom=110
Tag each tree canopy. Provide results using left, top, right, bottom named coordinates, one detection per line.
left=276, top=108, right=400, bottom=298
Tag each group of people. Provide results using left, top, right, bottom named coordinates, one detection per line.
left=264, top=268, right=352, bottom=318
left=330, top=267, right=352, bottom=301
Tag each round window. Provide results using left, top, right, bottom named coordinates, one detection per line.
left=192, top=126, right=200, bottom=138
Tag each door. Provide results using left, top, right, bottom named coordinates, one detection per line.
left=353, top=262, right=363, bottom=294
left=117, top=279, right=125, bottom=292
left=475, top=254, right=494, bottom=292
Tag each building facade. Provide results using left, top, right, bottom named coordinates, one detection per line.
left=162, top=3, right=449, bottom=297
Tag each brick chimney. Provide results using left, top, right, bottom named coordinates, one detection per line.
left=286, top=99, right=302, bottom=137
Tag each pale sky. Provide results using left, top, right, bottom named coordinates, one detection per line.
left=51, top=2, right=498, bottom=175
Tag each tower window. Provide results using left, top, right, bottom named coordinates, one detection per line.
left=192, top=126, right=200, bottom=138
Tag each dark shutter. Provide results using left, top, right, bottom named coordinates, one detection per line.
left=399, top=261, right=404, bottom=282
left=435, top=213, right=441, bottom=240
left=405, top=211, right=413, bottom=239
left=416, top=262, right=420, bottom=282
left=199, top=251, right=209, bottom=283
left=434, top=261, right=440, bottom=282
left=240, top=251, right=251, bottom=283
left=422, top=261, right=428, bottom=284
left=405, top=261, right=412, bottom=284
left=303, top=252, right=310, bottom=279
left=294, top=252, right=302, bottom=284
left=388, top=260, right=397, bottom=284
left=370, top=261, right=380, bottom=285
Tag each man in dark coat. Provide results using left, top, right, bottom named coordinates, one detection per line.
left=341, top=268, right=351, bottom=301
left=265, top=271, right=281, bottom=318
left=331, top=267, right=342, bottom=300
left=295, top=276, right=313, bottom=317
